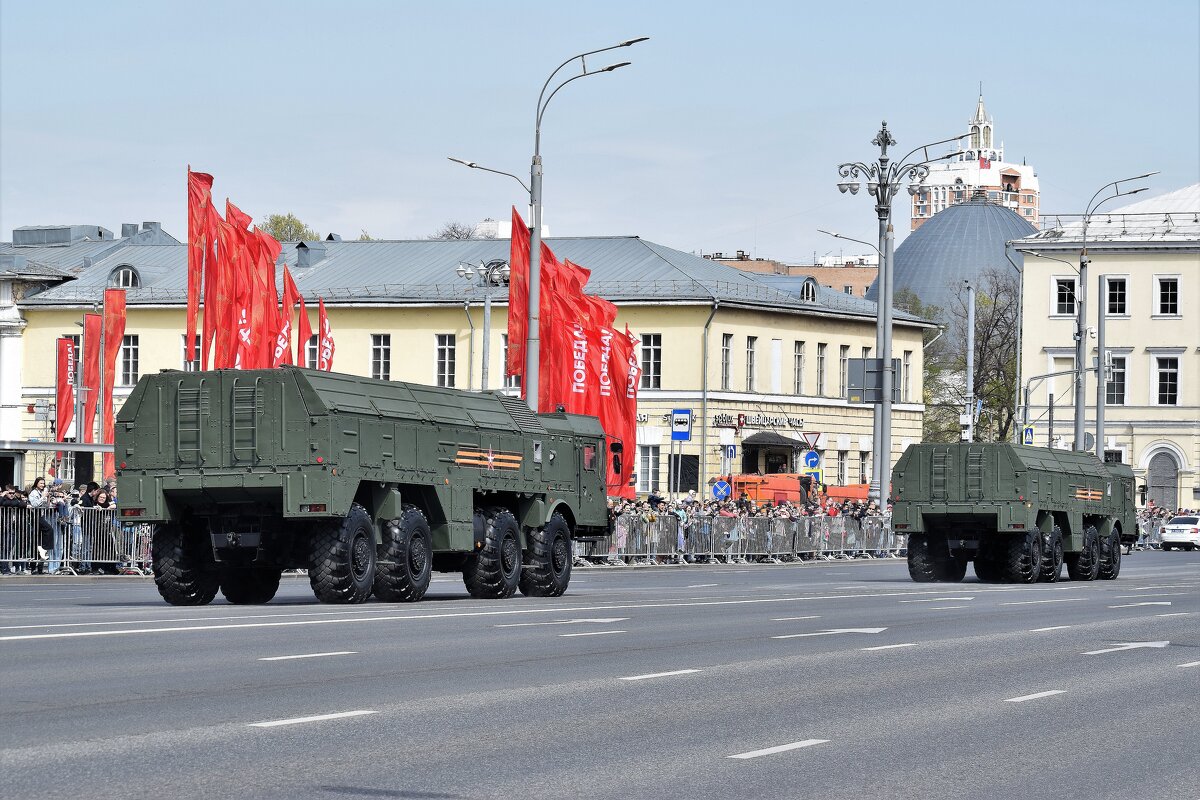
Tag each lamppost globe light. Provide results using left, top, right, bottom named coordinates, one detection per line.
left=455, top=264, right=471, bottom=278
left=907, top=184, right=921, bottom=196
left=847, top=183, right=860, bottom=195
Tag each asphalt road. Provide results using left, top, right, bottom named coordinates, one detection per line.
left=2, top=552, right=1198, bottom=800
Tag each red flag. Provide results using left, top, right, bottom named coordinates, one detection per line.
left=273, top=265, right=300, bottom=367
left=617, top=326, right=640, bottom=497
left=101, top=288, right=126, bottom=479
left=186, top=169, right=213, bottom=369
left=505, top=207, right=531, bottom=385
left=55, top=338, right=75, bottom=443
left=536, top=243, right=569, bottom=412
left=297, top=295, right=313, bottom=368
left=248, top=229, right=281, bottom=369
left=200, top=201, right=221, bottom=369
left=81, top=313, right=101, bottom=443
left=317, top=298, right=335, bottom=371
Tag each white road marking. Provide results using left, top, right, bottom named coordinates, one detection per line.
left=1004, top=690, right=1066, bottom=703
left=861, top=643, right=917, bottom=651
left=620, top=669, right=700, bottom=681
left=1030, top=625, right=1072, bottom=632
left=1113, top=593, right=1190, bottom=598
left=771, top=616, right=821, bottom=622
left=728, top=739, right=829, bottom=759
left=773, top=627, right=887, bottom=640
left=494, top=618, right=628, bottom=628
left=558, top=630, right=625, bottom=638
left=249, top=710, right=377, bottom=728
left=1083, top=641, right=1169, bottom=656
left=258, top=651, right=356, bottom=662
left=1002, top=599, right=1083, bottom=606
left=900, top=597, right=974, bottom=603
left=1109, top=602, right=1171, bottom=608
left=1156, top=613, right=1190, bottom=618
left=686, top=584, right=718, bottom=588
left=1177, top=661, right=1200, bottom=668
left=929, top=606, right=968, bottom=610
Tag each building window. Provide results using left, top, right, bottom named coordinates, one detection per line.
left=501, top=334, right=520, bottom=389
left=1106, top=356, right=1126, bottom=405
left=371, top=334, right=391, bottom=381
left=836, top=451, right=847, bottom=485
left=859, top=451, right=869, bottom=484
left=119, top=335, right=139, bottom=386
left=306, top=335, right=319, bottom=369
left=181, top=334, right=200, bottom=372
left=799, top=282, right=817, bottom=302
left=637, top=445, right=660, bottom=493
left=903, top=350, right=913, bottom=402
left=1158, top=278, right=1179, bottom=315
left=817, top=343, right=827, bottom=396
left=1106, top=278, right=1127, bottom=315
left=436, top=334, right=456, bottom=388
left=721, top=333, right=732, bottom=391
left=109, top=266, right=140, bottom=288
left=1055, top=279, right=1076, bottom=315
left=745, top=336, right=757, bottom=392
left=838, top=345, right=850, bottom=397
left=793, top=341, right=805, bottom=395
left=1156, top=357, right=1178, bottom=405
left=843, top=285, right=854, bottom=295
left=640, top=334, right=662, bottom=389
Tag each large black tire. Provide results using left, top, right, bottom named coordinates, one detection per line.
left=463, top=508, right=522, bottom=599
left=220, top=567, right=282, bottom=604
left=374, top=507, right=433, bottom=602
left=1038, top=527, right=1064, bottom=583
left=908, top=534, right=964, bottom=582
left=152, top=522, right=219, bottom=606
left=1066, top=526, right=1101, bottom=582
left=520, top=513, right=572, bottom=597
left=1001, top=530, right=1044, bottom=584
left=308, top=505, right=376, bottom=604
left=1098, top=529, right=1122, bottom=580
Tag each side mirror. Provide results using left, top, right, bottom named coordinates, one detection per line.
left=612, top=455, right=622, bottom=475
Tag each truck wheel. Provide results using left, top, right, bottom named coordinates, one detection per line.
left=308, top=505, right=376, bottom=604
left=1038, top=527, right=1063, bottom=583
left=463, top=508, right=522, bottom=599
left=1098, top=530, right=1122, bottom=580
left=520, top=513, right=572, bottom=597
left=1002, top=530, right=1043, bottom=583
left=1066, top=526, right=1101, bottom=581
left=220, top=567, right=282, bottom=604
left=908, top=534, right=962, bottom=582
left=374, top=507, right=433, bottom=602
left=152, top=522, right=219, bottom=606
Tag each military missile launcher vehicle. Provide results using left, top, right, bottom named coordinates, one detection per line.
left=890, top=443, right=1136, bottom=584
left=115, top=367, right=615, bottom=606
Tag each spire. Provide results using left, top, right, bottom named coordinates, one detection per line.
left=974, top=85, right=987, bottom=123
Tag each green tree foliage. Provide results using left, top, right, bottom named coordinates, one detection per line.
left=259, top=213, right=321, bottom=242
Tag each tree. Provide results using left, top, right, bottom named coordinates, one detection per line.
left=259, top=213, right=320, bottom=242
left=357, top=230, right=375, bottom=241
left=894, top=288, right=958, bottom=442
left=427, top=221, right=493, bottom=240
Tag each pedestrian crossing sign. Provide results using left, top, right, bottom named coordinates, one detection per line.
left=1022, top=426, right=1035, bottom=446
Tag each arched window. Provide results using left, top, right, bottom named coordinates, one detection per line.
left=799, top=280, right=817, bottom=302
left=109, top=266, right=140, bottom=288
left=983, top=126, right=992, bottom=148
left=970, top=125, right=980, bottom=149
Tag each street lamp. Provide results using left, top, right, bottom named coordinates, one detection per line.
left=835, top=122, right=967, bottom=503
left=1072, top=172, right=1156, bottom=452
left=455, top=259, right=510, bottom=391
left=446, top=157, right=531, bottom=197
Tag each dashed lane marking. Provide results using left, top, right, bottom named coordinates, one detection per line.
left=861, top=643, right=917, bottom=651
left=1004, top=690, right=1066, bottom=703
left=1177, top=661, right=1200, bottom=668
left=1030, top=625, right=1072, bottom=632
left=728, top=740, right=829, bottom=759
left=686, top=584, right=719, bottom=588
left=930, top=606, right=969, bottom=610
left=1156, top=613, right=1190, bottom=618
left=900, top=597, right=974, bottom=603
left=558, top=630, right=625, bottom=638
left=249, top=710, right=377, bottom=728
left=620, top=669, right=701, bottom=681
left=771, top=616, right=821, bottom=622
left=258, top=651, right=357, bottom=661
left=1109, top=602, right=1172, bottom=608
left=1002, top=599, right=1084, bottom=606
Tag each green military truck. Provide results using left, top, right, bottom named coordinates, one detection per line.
left=114, top=367, right=615, bottom=606
left=890, top=443, right=1136, bottom=584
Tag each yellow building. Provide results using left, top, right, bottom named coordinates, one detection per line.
left=4, top=227, right=928, bottom=494
left=1012, top=184, right=1200, bottom=509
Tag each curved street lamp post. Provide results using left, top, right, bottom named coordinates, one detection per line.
left=456, top=259, right=511, bottom=391
left=836, top=122, right=966, bottom=502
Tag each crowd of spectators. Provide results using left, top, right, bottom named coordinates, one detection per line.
left=1136, top=500, right=1197, bottom=549
left=609, top=489, right=888, bottom=526
left=0, top=479, right=118, bottom=575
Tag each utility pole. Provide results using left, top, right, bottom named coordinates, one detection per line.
left=962, top=281, right=975, bottom=442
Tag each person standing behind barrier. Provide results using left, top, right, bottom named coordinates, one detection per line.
left=0, top=485, right=24, bottom=575
left=26, top=477, right=58, bottom=574
left=674, top=503, right=690, bottom=564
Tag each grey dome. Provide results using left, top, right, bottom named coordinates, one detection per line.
left=867, top=199, right=1036, bottom=315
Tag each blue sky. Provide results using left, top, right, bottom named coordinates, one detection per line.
left=2, top=0, right=1197, bottom=262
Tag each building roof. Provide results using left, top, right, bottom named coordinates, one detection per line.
left=17, top=234, right=925, bottom=326
left=1016, top=183, right=1200, bottom=250
left=870, top=198, right=1036, bottom=314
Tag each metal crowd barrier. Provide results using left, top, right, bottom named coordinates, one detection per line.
left=1137, top=518, right=1163, bottom=549
left=576, top=514, right=907, bottom=565
left=0, top=506, right=152, bottom=575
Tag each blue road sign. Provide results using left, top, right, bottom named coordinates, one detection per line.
left=712, top=480, right=732, bottom=500
left=671, top=408, right=693, bottom=441
left=725, top=444, right=737, bottom=459
left=1022, top=425, right=1035, bottom=446
left=803, top=449, right=821, bottom=469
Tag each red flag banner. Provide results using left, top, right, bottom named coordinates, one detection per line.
left=317, top=298, right=335, bottom=371
left=297, top=295, right=313, bottom=368
left=81, top=313, right=101, bottom=443
left=200, top=201, right=221, bottom=369
left=55, top=338, right=75, bottom=443
left=101, top=288, right=126, bottom=479
left=505, top=207, right=531, bottom=387
left=255, top=229, right=282, bottom=369
left=187, top=169, right=214, bottom=370
left=273, top=265, right=301, bottom=367
left=618, top=326, right=641, bottom=497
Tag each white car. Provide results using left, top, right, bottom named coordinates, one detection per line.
left=1160, top=516, right=1200, bottom=551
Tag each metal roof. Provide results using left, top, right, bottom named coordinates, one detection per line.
left=1019, top=183, right=1200, bottom=249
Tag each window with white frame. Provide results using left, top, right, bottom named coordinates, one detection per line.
left=793, top=341, right=805, bottom=394
left=1106, top=356, right=1126, bottom=405
left=119, top=335, right=139, bottom=386
left=903, top=350, right=913, bottom=402
left=843, top=285, right=854, bottom=295
left=501, top=334, right=520, bottom=389
left=109, top=266, right=140, bottom=288
left=1055, top=278, right=1076, bottom=315
left=1156, top=357, right=1179, bottom=405
left=1106, top=277, right=1127, bottom=315
left=181, top=334, right=201, bottom=372
left=305, top=335, right=319, bottom=369
left=1158, top=277, right=1179, bottom=315
left=637, top=445, right=660, bottom=493
left=859, top=451, right=869, bottom=484
left=816, top=343, right=827, bottom=396
left=745, top=336, right=757, bottom=392
left=721, top=333, right=732, bottom=390
left=836, top=451, right=847, bottom=484
left=371, top=334, right=391, bottom=381
left=838, top=345, right=850, bottom=397
left=436, top=334, right=456, bottom=387
left=640, top=334, right=662, bottom=389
